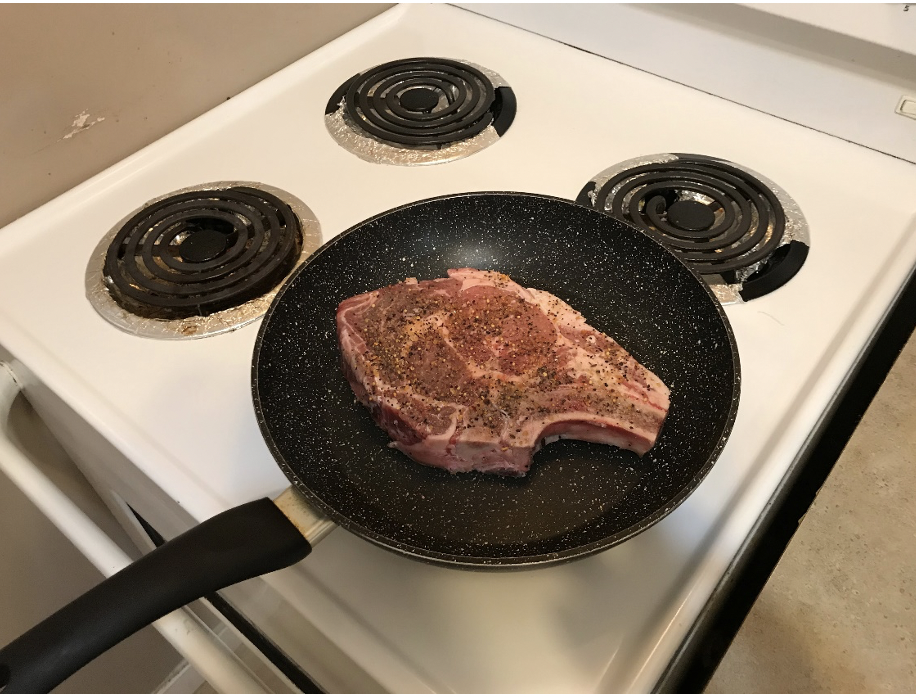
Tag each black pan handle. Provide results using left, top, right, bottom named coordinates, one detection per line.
left=0, top=497, right=311, bottom=693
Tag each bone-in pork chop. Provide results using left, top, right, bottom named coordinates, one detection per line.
left=336, top=268, right=670, bottom=477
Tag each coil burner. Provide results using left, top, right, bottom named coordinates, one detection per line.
left=577, top=154, right=810, bottom=303
left=325, top=57, right=516, bottom=165
left=86, top=182, right=320, bottom=339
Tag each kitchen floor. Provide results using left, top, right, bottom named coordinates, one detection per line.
left=2, top=5, right=915, bottom=693
left=707, top=335, right=916, bottom=693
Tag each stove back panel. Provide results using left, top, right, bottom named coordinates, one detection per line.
left=459, top=3, right=916, bottom=164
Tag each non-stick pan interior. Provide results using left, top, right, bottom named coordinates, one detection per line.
left=253, top=193, right=739, bottom=566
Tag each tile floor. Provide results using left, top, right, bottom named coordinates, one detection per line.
left=708, top=334, right=916, bottom=692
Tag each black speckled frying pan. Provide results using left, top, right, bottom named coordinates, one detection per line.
left=256, top=191, right=740, bottom=564
left=0, top=193, right=739, bottom=692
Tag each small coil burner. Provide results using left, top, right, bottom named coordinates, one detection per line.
left=325, top=57, right=516, bottom=165
left=577, top=154, right=810, bottom=303
left=86, top=182, right=320, bottom=339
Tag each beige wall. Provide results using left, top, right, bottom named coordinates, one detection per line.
left=0, top=4, right=393, bottom=228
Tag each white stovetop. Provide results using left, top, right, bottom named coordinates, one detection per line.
left=1, top=4, right=915, bottom=693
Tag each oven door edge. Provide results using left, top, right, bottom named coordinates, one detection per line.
left=0, top=362, right=272, bottom=694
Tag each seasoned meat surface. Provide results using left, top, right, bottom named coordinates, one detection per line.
left=336, top=268, right=670, bottom=477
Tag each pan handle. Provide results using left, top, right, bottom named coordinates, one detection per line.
left=0, top=364, right=304, bottom=693
left=0, top=497, right=311, bottom=693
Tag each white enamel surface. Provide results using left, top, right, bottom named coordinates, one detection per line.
left=461, top=3, right=916, bottom=164
left=1, top=4, right=916, bottom=692
left=742, top=3, right=916, bottom=57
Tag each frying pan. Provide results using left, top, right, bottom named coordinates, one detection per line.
left=0, top=193, right=739, bottom=692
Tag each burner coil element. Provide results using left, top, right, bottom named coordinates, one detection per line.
left=577, top=154, right=809, bottom=301
left=331, top=58, right=509, bottom=147
left=325, top=57, right=515, bottom=164
left=103, top=187, right=302, bottom=319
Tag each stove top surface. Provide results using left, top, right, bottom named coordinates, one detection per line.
left=1, top=4, right=915, bottom=693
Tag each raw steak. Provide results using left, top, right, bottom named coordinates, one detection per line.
left=336, top=268, right=670, bottom=477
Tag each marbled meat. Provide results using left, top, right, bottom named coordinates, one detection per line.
left=336, top=268, right=670, bottom=477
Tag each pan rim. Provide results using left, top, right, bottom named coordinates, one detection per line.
left=252, top=191, right=741, bottom=568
